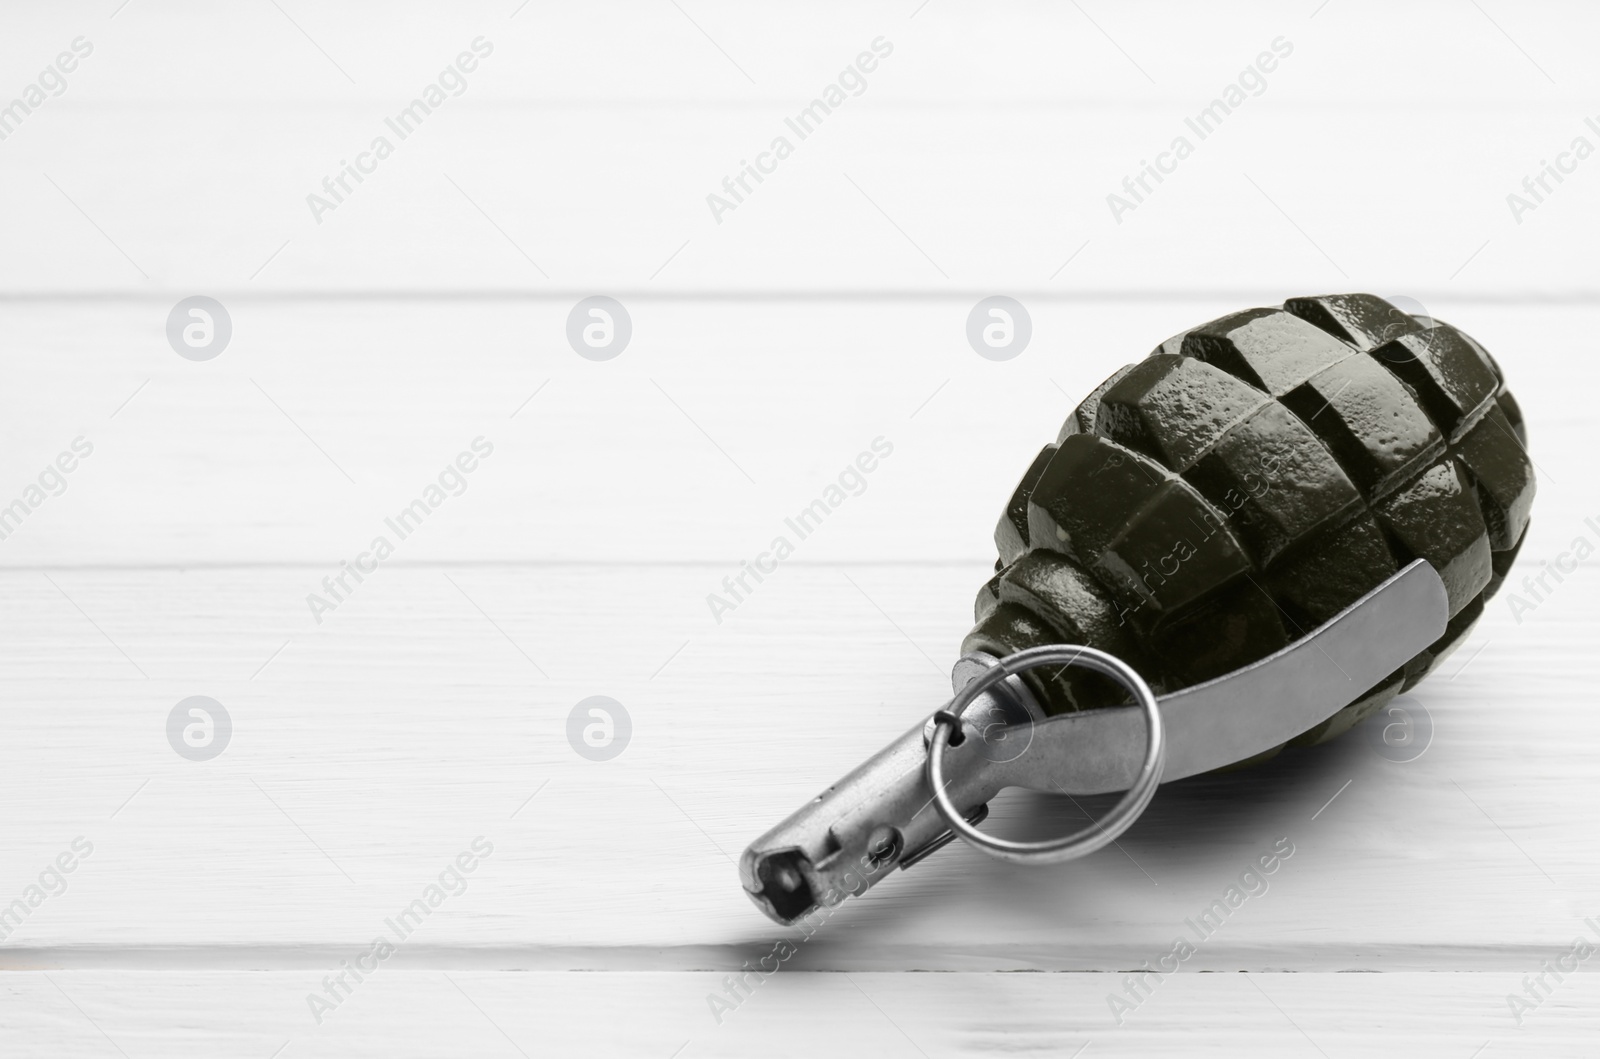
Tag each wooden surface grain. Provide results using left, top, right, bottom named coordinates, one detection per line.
left=7, top=971, right=1600, bottom=1057
left=4, top=1, right=1600, bottom=1054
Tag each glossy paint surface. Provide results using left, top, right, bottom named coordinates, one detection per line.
left=967, top=294, right=1535, bottom=754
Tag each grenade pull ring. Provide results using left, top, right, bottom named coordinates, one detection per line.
left=926, top=645, right=1164, bottom=866
left=740, top=559, right=1448, bottom=925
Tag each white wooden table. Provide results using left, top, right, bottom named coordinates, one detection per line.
left=3, top=2, right=1598, bottom=1054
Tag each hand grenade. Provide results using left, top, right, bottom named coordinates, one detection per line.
left=742, top=293, right=1535, bottom=925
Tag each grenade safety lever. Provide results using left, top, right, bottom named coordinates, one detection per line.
left=740, top=559, right=1447, bottom=926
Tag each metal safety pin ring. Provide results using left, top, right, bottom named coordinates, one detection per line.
left=926, top=644, right=1166, bottom=865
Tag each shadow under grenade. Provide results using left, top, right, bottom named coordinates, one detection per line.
left=742, top=294, right=1535, bottom=925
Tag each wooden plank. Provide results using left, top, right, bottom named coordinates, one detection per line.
left=0, top=4, right=1595, bottom=294
left=0, top=301, right=1584, bottom=566
left=4, top=970, right=1597, bottom=1057
left=0, top=561, right=1592, bottom=961
left=5, top=102, right=1595, bottom=296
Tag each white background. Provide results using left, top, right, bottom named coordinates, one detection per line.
left=2, top=1, right=1598, bottom=1055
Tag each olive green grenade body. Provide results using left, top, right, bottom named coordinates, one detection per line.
left=966, top=294, right=1534, bottom=757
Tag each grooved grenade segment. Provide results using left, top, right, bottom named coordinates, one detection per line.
left=966, top=294, right=1534, bottom=754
